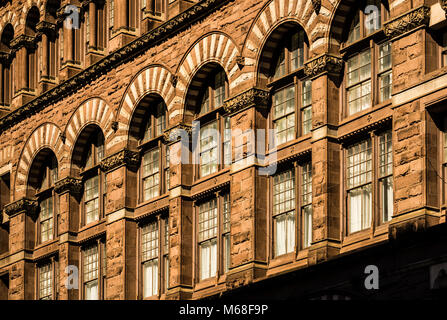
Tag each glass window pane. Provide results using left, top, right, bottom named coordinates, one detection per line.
left=273, top=86, right=296, bottom=145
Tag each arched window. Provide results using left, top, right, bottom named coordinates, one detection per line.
left=129, top=94, right=169, bottom=203
left=262, top=25, right=311, bottom=146
left=0, top=24, right=14, bottom=107
left=73, top=126, right=106, bottom=226
left=186, top=64, right=230, bottom=179
left=342, top=0, right=391, bottom=117
left=25, top=7, right=40, bottom=92
left=28, top=150, right=58, bottom=244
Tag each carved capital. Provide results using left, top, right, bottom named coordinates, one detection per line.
left=163, top=123, right=193, bottom=143
left=100, top=149, right=140, bottom=172
left=54, top=177, right=83, bottom=194
left=10, top=35, right=37, bottom=50
left=304, top=54, right=344, bottom=79
left=4, top=198, right=38, bottom=218
left=311, top=0, right=321, bottom=14
left=384, top=6, right=430, bottom=39
left=36, top=21, right=57, bottom=36
left=442, top=0, right=447, bottom=14
left=223, top=88, right=270, bottom=115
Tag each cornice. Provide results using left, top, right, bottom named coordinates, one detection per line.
left=100, top=149, right=140, bottom=172
left=384, top=6, right=430, bottom=39
left=192, top=180, right=230, bottom=201
left=54, top=177, right=83, bottom=194
left=222, top=88, right=270, bottom=115
left=4, top=198, right=38, bottom=218
left=304, top=54, right=344, bottom=79
left=338, top=116, right=392, bottom=144
left=0, top=0, right=233, bottom=135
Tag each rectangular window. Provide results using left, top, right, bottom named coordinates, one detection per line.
left=85, top=176, right=99, bottom=224
left=162, top=217, right=169, bottom=292
left=347, top=50, right=371, bottom=115
left=223, top=117, right=231, bottom=168
left=301, top=80, right=312, bottom=135
left=83, top=245, right=99, bottom=300
left=222, top=193, right=231, bottom=273
left=109, top=0, right=114, bottom=34
left=347, top=139, right=372, bottom=233
left=273, top=170, right=295, bottom=257
left=379, top=131, right=393, bottom=222
left=165, top=146, right=170, bottom=193
left=142, top=221, right=158, bottom=297
left=301, top=162, right=312, bottom=248
left=200, top=122, right=218, bottom=177
left=198, top=199, right=218, bottom=280
left=39, top=263, right=52, bottom=300
left=142, top=149, right=160, bottom=201
left=0, top=173, right=10, bottom=212
left=40, top=197, right=54, bottom=243
left=378, top=42, right=392, bottom=102
left=273, top=86, right=295, bottom=146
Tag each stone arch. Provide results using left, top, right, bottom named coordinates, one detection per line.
left=0, top=12, right=19, bottom=32
left=14, top=122, right=64, bottom=199
left=112, top=64, right=176, bottom=149
left=22, top=0, right=46, bottom=22
left=176, top=31, right=241, bottom=102
left=64, top=97, right=115, bottom=154
left=241, top=0, right=328, bottom=87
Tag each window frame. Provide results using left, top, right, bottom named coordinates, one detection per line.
left=81, top=240, right=106, bottom=300
left=36, top=258, right=58, bottom=300
left=343, top=130, right=393, bottom=236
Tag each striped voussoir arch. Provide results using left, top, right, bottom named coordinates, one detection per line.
left=328, top=0, right=357, bottom=48
left=112, top=65, right=177, bottom=149
left=64, top=98, right=115, bottom=152
left=0, top=11, right=19, bottom=32
left=22, top=0, right=45, bottom=18
left=178, top=32, right=241, bottom=94
left=15, top=123, right=63, bottom=197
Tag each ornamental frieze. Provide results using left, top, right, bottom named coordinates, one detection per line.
left=384, top=6, right=430, bottom=39
left=54, top=177, right=83, bottom=194
left=100, top=149, right=140, bottom=172
left=304, top=54, right=344, bottom=79
left=223, top=88, right=270, bottom=115
left=4, top=198, right=38, bottom=218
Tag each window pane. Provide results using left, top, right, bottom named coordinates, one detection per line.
left=214, top=71, right=226, bottom=108
left=273, top=86, right=296, bottom=145
left=198, top=198, right=218, bottom=242
left=301, top=162, right=312, bottom=205
left=223, top=233, right=231, bottom=273
left=85, top=279, right=98, bottom=300
left=379, top=131, right=392, bottom=178
left=349, top=184, right=372, bottom=233
left=290, top=30, right=305, bottom=71
left=85, top=176, right=99, bottom=224
left=200, top=89, right=210, bottom=115
left=199, top=239, right=217, bottom=280
left=142, top=149, right=160, bottom=201
left=143, top=259, right=158, bottom=298
left=40, top=197, right=54, bottom=243
left=142, top=221, right=158, bottom=261
left=379, top=42, right=392, bottom=72
left=223, top=193, right=231, bottom=233
left=83, top=245, right=99, bottom=300
left=274, top=212, right=295, bottom=257
left=347, top=12, right=360, bottom=43
left=347, top=139, right=372, bottom=189
left=39, top=263, right=52, bottom=300
left=200, top=122, right=218, bottom=177
left=302, top=205, right=312, bottom=248
left=301, top=80, right=312, bottom=135
left=274, top=49, right=286, bottom=79
left=223, top=117, right=231, bottom=167
left=273, top=169, right=295, bottom=217
left=155, top=101, right=166, bottom=137
left=381, top=176, right=393, bottom=223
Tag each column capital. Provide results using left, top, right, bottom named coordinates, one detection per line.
left=304, top=54, right=344, bottom=79
left=384, top=5, right=430, bottom=40
left=223, top=88, right=270, bottom=115
left=10, top=35, right=37, bottom=51
left=36, top=21, right=57, bottom=36
left=54, top=176, right=83, bottom=195
left=4, top=198, right=38, bottom=218
left=100, top=148, right=140, bottom=172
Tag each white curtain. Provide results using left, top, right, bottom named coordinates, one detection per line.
left=303, top=206, right=312, bottom=248
left=143, top=259, right=158, bottom=298
left=362, top=185, right=372, bottom=229
left=275, top=215, right=286, bottom=257
left=85, top=280, right=98, bottom=300
left=286, top=213, right=295, bottom=253
left=200, top=240, right=217, bottom=280
left=382, top=177, right=393, bottom=222
left=349, top=188, right=362, bottom=233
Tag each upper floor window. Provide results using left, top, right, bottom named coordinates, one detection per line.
left=140, top=216, right=169, bottom=298
left=38, top=262, right=53, bottom=300
left=343, top=0, right=391, bottom=117
left=82, top=241, right=106, bottom=300
left=345, top=130, right=393, bottom=234
left=142, top=100, right=167, bottom=142
left=197, top=192, right=230, bottom=281
left=189, top=65, right=231, bottom=179
left=79, top=127, right=105, bottom=226
left=301, top=162, right=312, bottom=248
left=264, top=26, right=311, bottom=147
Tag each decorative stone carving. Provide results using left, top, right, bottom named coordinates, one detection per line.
left=163, top=123, right=193, bottom=143
left=54, top=177, right=83, bottom=194
left=36, top=21, right=57, bottom=35
left=4, top=198, right=38, bottom=218
left=10, top=35, right=37, bottom=50
left=384, top=6, right=430, bottom=39
left=100, top=149, right=140, bottom=172
left=223, top=88, right=270, bottom=115
left=311, top=0, right=321, bottom=14
left=304, top=54, right=344, bottom=79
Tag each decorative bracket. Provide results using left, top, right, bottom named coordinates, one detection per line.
left=4, top=198, right=38, bottom=218
left=54, top=177, right=83, bottom=195
left=222, top=88, right=270, bottom=115
left=100, top=149, right=140, bottom=172
left=384, top=6, right=430, bottom=39
left=304, top=54, right=344, bottom=79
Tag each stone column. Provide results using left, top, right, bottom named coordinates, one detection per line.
left=304, top=54, right=343, bottom=264
left=221, top=88, right=270, bottom=290
left=4, top=198, right=38, bottom=300
left=100, top=149, right=140, bottom=300
left=164, top=124, right=194, bottom=300
left=88, top=1, right=97, bottom=49
left=109, top=0, right=136, bottom=51
left=54, top=177, right=82, bottom=300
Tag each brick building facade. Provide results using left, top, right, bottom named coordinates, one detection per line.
left=0, top=0, right=446, bottom=300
